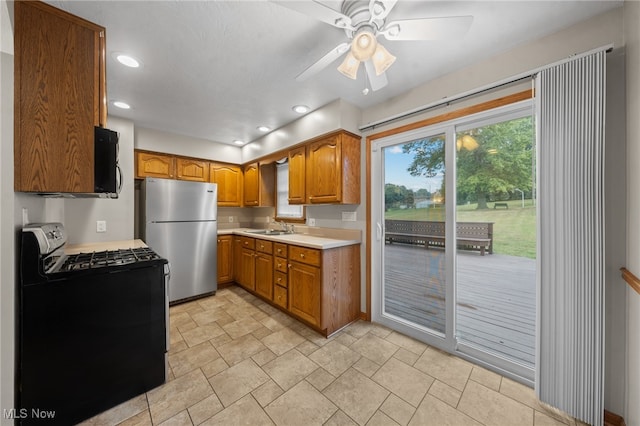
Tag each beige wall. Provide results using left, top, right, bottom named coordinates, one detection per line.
left=624, top=2, right=640, bottom=425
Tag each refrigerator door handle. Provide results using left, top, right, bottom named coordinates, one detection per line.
left=164, top=262, right=170, bottom=352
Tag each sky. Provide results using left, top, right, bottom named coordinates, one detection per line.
left=384, top=145, right=443, bottom=194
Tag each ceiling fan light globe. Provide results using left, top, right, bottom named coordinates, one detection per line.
left=372, top=44, right=396, bottom=75
left=351, top=31, right=377, bottom=61
left=337, top=51, right=360, bottom=79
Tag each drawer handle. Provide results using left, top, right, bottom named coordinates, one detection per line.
left=277, top=277, right=282, bottom=283
left=260, top=244, right=264, bottom=249
left=244, top=242, right=248, bottom=246
left=277, top=249, right=282, bottom=254
left=277, top=263, right=282, bottom=268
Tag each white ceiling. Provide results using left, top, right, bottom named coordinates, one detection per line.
left=49, top=0, right=622, bottom=146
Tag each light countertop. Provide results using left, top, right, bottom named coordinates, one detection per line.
left=218, top=228, right=360, bottom=250
left=64, top=239, right=148, bottom=255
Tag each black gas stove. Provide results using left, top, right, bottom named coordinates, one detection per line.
left=21, top=223, right=166, bottom=283
left=18, top=223, right=169, bottom=425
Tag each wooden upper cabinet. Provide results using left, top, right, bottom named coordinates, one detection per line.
left=14, top=1, right=107, bottom=192
left=176, top=157, right=209, bottom=182
left=136, top=152, right=175, bottom=179
left=210, top=163, right=243, bottom=207
left=243, top=162, right=275, bottom=207
left=306, top=131, right=361, bottom=204
left=288, top=146, right=306, bottom=204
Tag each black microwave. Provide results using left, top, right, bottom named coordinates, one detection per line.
left=94, top=126, right=121, bottom=196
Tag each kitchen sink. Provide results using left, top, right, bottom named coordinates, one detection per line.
left=247, top=229, right=290, bottom=236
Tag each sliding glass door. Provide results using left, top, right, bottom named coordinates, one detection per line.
left=371, top=101, right=536, bottom=382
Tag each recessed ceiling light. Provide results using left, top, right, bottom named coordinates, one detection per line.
left=257, top=126, right=271, bottom=132
left=112, top=101, right=131, bottom=109
left=233, top=140, right=245, bottom=145
left=292, top=105, right=310, bottom=114
left=113, top=53, right=141, bottom=68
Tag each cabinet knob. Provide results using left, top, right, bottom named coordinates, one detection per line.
left=217, top=239, right=221, bottom=243
left=260, top=244, right=264, bottom=249
left=277, top=263, right=282, bottom=268
left=300, top=253, right=305, bottom=258
left=277, top=249, right=282, bottom=254
left=277, top=277, right=282, bottom=283
left=288, top=264, right=292, bottom=269
left=244, top=242, right=248, bottom=246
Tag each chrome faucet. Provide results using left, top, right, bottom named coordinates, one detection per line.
left=279, top=221, right=288, bottom=232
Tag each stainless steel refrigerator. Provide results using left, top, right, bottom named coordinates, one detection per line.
left=141, top=177, right=217, bottom=303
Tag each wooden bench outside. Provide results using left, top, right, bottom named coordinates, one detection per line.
left=494, top=202, right=509, bottom=209
left=385, top=220, right=494, bottom=256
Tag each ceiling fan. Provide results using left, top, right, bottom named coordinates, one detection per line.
left=275, top=0, right=473, bottom=91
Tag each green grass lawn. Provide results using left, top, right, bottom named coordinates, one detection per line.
left=385, top=199, right=536, bottom=258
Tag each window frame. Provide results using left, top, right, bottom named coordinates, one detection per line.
left=274, top=160, right=306, bottom=223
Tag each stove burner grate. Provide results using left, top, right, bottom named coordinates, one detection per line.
left=58, top=247, right=162, bottom=272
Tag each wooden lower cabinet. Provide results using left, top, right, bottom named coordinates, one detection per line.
left=273, top=285, right=288, bottom=309
left=255, top=253, right=273, bottom=300
left=288, top=261, right=321, bottom=327
left=235, top=237, right=256, bottom=291
left=217, top=235, right=233, bottom=284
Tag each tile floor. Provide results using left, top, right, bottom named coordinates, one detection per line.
left=81, top=286, right=582, bottom=426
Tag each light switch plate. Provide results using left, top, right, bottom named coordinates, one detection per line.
left=96, top=220, right=107, bottom=233
left=342, top=211, right=357, bottom=222
left=228, top=216, right=234, bottom=223
left=308, top=218, right=316, bottom=227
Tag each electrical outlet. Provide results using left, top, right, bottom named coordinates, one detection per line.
left=228, top=216, right=234, bottom=223
left=342, top=211, right=357, bottom=222
left=308, top=218, right=316, bottom=227
left=96, top=220, right=107, bottom=233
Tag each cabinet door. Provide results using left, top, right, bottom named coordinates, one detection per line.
left=210, top=163, right=243, bottom=207
left=136, top=152, right=175, bottom=179
left=14, top=1, right=106, bottom=192
left=306, top=135, right=342, bottom=203
left=239, top=248, right=256, bottom=291
left=255, top=253, right=273, bottom=300
left=243, top=163, right=259, bottom=206
left=176, top=158, right=209, bottom=182
left=288, top=261, right=321, bottom=326
left=288, top=146, right=306, bottom=204
left=233, top=237, right=243, bottom=283
left=217, top=236, right=233, bottom=284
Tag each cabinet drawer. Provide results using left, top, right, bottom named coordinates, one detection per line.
left=274, top=271, right=288, bottom=288
left=256, top=239, right=273, bottom=254
left=274, top=257, right=288, bottom=273
left=288, top=245, right=321, bottom=267
left=273, top=285, right=288, bottom=309
left=240, top=237, right=255, bottom=250
left=274, top=243, right=287, bottom=258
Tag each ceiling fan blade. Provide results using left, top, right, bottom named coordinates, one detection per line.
left=381, top=16, right=473, bottom=41
left=272, top=0, right=355, bottom=31
left=296, top=42, right=351, bottom=82
left=364, top=60, right=388, bottom=91
left=369, top=0, right=398, bottom=22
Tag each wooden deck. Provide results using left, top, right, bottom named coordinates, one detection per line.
left=383, top=244, right=535, bottom=368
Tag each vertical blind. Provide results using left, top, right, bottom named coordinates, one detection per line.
left=536, top=50, right=605, bottom=426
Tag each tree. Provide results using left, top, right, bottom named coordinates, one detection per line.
left=385, top=183, right=411, bottom=209
left=403, top=117, right=533, bottom=209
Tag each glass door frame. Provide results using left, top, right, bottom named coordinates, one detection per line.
left=371, top=122, right=457, bottom=353
left=370, top=100, right=536, bottom=385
